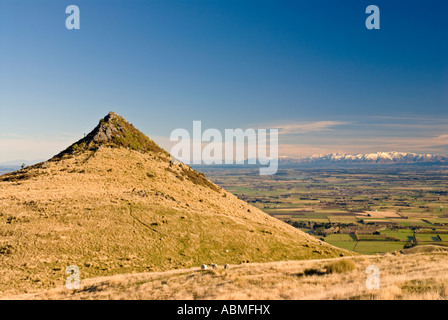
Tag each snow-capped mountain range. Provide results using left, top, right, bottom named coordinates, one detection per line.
left=280, top=152, right=448, bottom=164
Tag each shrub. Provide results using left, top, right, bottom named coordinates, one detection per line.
left=325, top=259, right=356, bottom=274
left=303, top=268, right=326, bottom=276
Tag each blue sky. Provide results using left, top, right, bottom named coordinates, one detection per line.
left=0, top=0, right=447, bottom=162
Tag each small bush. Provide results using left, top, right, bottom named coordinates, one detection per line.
left=0, top=244, right=13, bottom=255
left=325, top=259, right=356, bottom=274
left=303, top=268, right=326, bottom=276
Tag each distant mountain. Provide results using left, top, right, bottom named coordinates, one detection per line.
left=280, top=152, right=448, bottom=165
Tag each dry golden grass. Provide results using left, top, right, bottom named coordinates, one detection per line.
left=0, top=147, right=350, bottom=296
left=6, top=252, right=448, bottom=300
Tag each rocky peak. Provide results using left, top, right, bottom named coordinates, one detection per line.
left=51, top=111, right=167, bottom=159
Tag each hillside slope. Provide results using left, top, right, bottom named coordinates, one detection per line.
left=0, top=112, right=350, bottom=295
left=6, top=251, right=448, bottom=300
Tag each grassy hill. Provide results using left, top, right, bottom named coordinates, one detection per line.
left=7, top=250, right=448, bottom=300
left=0, top=112, right=350, bottom=295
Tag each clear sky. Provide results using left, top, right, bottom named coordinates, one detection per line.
left=0, top=0, right=447, bottom=162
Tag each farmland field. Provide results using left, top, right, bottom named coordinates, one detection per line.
left=197, top=164, right=448, bottom=255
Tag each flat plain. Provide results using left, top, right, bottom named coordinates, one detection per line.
left=198, top=165, right=448, bottom=255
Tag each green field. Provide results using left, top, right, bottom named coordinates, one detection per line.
left=380, top=229, right=414, bottom=241
left=354, top=241, right=406, bottom=255
left=325, top=234, right=354, bottom=241
left=415, top=234, right=441, bottom=242
left=325, top=241, right=357, bottom=251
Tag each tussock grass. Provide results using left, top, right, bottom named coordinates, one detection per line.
left=325, top=259, right=356, bottom=274
left=6, top=252, right=448, bottom=300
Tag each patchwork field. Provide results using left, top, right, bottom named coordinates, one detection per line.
left=198, top=165, right=448, bottom=255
